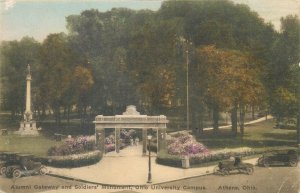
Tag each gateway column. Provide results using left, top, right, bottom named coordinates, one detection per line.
left=142, top=128, right=147, bottom=156
left=95, top=127, right=105, bottom=156
left=115, top=128, right=121, bottom=153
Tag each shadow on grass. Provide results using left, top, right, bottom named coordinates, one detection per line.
left=36, top=121, right=95, bottom=138
left=196, top=126, right=297, bottom=150
left=262, top=132, right=297, bottom=140
left=201, top=138, right=296, bottom=149
left=197, top=129, right=241, bottom=139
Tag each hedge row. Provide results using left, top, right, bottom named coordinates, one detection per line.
left=156, top=153, right=182, bottom=167
left=157, top=146, right=298, bottom=168
left=148, top=142, right=158, bottom=153
left=37, top=150, right=102, bottom=168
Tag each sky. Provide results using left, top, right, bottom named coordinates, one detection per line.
left=0, top=0, right=299, bottom=42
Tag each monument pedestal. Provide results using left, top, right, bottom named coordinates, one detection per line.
left=16, top=121, right=39, bottom=136
left=15, top=64, right=40, bottom=136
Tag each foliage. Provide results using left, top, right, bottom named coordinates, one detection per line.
left=167, top=133, right=210, bottom=156
left=196, top=45, right=265, bottom=133
left=0, top=37, right=41, bottom=117
left=272, top=87, right=297, bottom=118
left=47, top=135, right=96, bottom=156
left=267, top=15, right=300, bottom=122
left=104, top=130, right=136, bottom=152
left=157, top=146, right=298, bottom=168
left=156, top=150, right=182, bottom=167
left=1, top=0, right=298, bottom=136
left=104, top=134, right=115, bottom=152
left=39, top=150, right=102, bottom=168
left=72, top=65, right=94, bottom=124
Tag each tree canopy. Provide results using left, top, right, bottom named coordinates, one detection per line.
left=0, top=0, right=299, bottom=135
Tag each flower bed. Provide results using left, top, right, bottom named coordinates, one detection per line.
left=167, top=132, right=210, bottom=156
left=157, top=132, right=298, bottom=168
left=157, top=132, right=211, bottom=167
left=38, top=150, right=102, bottom=168
left=47, top=135, right=96, bottom=156
left=105, top=134, right=115, bottom=153
left=43, top=135, right=101, bottom=167
left=157, top=144, right=298, bottom=168
left=104, top=134, right=127, bottom=153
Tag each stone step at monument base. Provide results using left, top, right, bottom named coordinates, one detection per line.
left=15, top=129, right=39, bottom=136
left=16, top=121, right=40, bottom=136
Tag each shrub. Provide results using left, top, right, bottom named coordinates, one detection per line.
left=39, top=150, right=102, bottom=168
left=105, top=143, right=115, bottom=152
left=167, top=133, right=210, bottom=156
left=157, top=146, right=298, bottom=167
left=156, top=150, right=182, bottom=167
left=104, top=134, right=127, bottom=153
left=120, top=129, right=137, bottom=144
left=145, top=141, right=158, bottom=153
left=105, top=134, right=115, bottom=144
left=47, top=135, right=96, bottom=156
left=157, top=133, right=210, bottom=167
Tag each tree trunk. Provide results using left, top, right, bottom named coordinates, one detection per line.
left=37, top=108, right=41, bottom=120
left=191, top=111, right=197, bottom=135
left=53, top=105, right=61, bottom=126
left=239, top=104, right=245, bottom=135
left=10, top=110, right=16, bottom=121
left=78, top=106, right=83, bottom=126
left=212, top=105, right=219, bottom=132
left=67, top=106, right=70, bottom=128
left=58, top=108, right=61, bottom=125
left=231, top=104, right=238, bottom=135
left=42, top=107, right=46, bottom=119
left=297, top=113, right=300, bottom=147
left=63, top=107, right=67, bottom=119
left=251, top=104, right=255, bottom=120
left=199, top=113, right=204, bottom=134
left=276, top=114, right=282, bottom=128
left=83, top=106, right=87, bottom=128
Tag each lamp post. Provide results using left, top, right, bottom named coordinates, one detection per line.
left=186, top=48, right=189, bottom=131
left=178, top=36, right=192, bottom=130
left=297, top=62, right=300, bottom=147
left=147, top=133, right=152, bottom=183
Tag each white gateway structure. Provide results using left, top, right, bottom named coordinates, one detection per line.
left=16, top=64, right=39, bottom=136
left=94, top=105, right=168, bottom=156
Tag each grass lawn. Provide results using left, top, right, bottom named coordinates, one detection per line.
left=197, top=119, right=297, bottom=150
left=0, top=113, right=297, bottom=157
left=0, top=134, right=62, bottom=156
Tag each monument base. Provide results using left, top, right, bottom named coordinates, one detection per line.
left=16, top=121, right=39, bottom=136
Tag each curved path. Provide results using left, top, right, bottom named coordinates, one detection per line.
left=48, top=116, right=272, bottom=186
left=170, top=115, right=273, bottom=134
left=48, top=146, right=258, bottom=186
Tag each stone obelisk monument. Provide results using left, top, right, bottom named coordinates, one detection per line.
left=17, top=64, right=39, bottom=136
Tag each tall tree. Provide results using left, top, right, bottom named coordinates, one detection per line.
left=267, top=15, right=300, bottom=125
left=72, top=65, right=94, bottom=125
left=196, top=45, right=232, bottom=132
left=39, top=33, right=77, bottom=124
left=197, top=45, right=264, bottom=135
left=0, top=37, right=41, bottom=119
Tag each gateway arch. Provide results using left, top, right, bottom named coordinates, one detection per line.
left=94, top=105, right=168, bottom=156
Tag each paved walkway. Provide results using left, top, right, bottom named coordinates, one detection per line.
left=48, top=116, right=271, bottom=186
left=169, top=115, right=273, bottom=134
left=215, top=115, right=273, bottom=130
left=48, top=145, right=258, bottom=186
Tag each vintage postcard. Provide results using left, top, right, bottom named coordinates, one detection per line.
left=0, top=0, right=299, bottom=193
